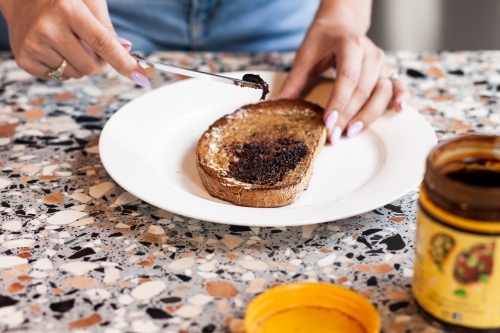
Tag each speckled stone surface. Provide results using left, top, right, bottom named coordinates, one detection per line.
left=0, top=51, right=498, bottom=333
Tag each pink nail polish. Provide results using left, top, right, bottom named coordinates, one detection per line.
left=325, top=110, right=339, bottom=132
left=399, top=99, right=408, bottom=110
left=130, top=71, right=149, bottom=87
left=347, top=121, right=363, bottom=138
left=330, top=126, right=342, bottom=145
left=117, top=36, right=132, bottom=47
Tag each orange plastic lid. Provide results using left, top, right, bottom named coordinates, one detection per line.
left=244, top=282, right=380, bottom=333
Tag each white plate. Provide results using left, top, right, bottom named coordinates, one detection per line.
left=100, top=71, right=436, bottom=226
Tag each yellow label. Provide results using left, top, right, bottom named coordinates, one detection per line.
left=413, top=207, right=500, bottom=328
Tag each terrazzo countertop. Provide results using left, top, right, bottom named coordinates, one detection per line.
left=0, top=51, right=498, bottom=333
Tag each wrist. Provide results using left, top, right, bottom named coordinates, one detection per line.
left=316, top=0, right=372, bottom=34
left=311, top=19, right=367, bottom=39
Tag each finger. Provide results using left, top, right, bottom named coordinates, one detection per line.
left=79, top=39, right=112, bottom=76
left=392, top=78, right=410, bottom=112
left=83, top=0, right=131, bottom=73
left=84, top=0, right=114, bottom=34
left=69, top=2, right=147, bottom=86
left=276, top=18, right=342, bottom=100
left=277, top=47, right=337, bottom=100
left=117, top=39, right=132, bottom=52
left=345, top=78, right=393, bottom=139
left=15, top=32, right=83, bottom=80
left=23, top=4, right=111, bottom=78
left=51, top=26, right=110, bottom=78
left=323, top=41, right=363, bottom=143
left=17, top=56, right=72, bottom=81
left=276, top=50, right=314, bottom=99
left=39, top=46, right=84, bottom=79
left=84, top=0, right=132, bottom=51
left=333, top=48, right=384, bottom=140
left=15, top=56, right=56, bottom=80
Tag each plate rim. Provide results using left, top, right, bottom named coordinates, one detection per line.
left=100, top=70, right=437, bottom=226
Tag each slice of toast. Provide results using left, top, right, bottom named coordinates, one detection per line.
left=196, top=99, right=327, bottom=207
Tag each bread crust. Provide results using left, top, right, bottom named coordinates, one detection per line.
left=196, top=99, right=326, bottom=207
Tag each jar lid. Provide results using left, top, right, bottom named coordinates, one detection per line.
left=244, top=282, right=380, bottom=333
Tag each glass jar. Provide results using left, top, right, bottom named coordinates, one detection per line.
left=413, top=135, right=500, bottom=332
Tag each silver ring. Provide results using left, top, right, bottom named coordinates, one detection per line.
left=379, top=71, right=399, bottom=81
left=389, top=72, right=399, bottom=81
left=48, top=59, right=68, bottom=81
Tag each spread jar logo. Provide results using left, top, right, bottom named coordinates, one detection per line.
left=453, top=242, right=495, bottom=291
left=429, top=233, right=455, bottom=272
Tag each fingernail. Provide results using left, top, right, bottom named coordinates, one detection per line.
left=347, top=121, right=364, bottom=138
left=329, top=126, right=342, bottom=145
left=399, top=98, right=408, bottom=111
left=130, top=71, right=149, bottom=87
left=325, top=110, right=339, bottom=132
left=117, top=36, right=132, bottom=47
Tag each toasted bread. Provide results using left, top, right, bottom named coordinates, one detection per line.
left=196, top=99, right=327, bottom=207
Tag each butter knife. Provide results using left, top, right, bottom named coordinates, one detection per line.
left=131, top=53, right=263, bottom=90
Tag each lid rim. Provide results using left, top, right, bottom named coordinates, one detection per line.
left=244, top=282, right=380, bottom=333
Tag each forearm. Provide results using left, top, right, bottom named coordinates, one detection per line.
left=0, top=1, right=7, bottom=14
left=315, top=0, right=373, bottom=34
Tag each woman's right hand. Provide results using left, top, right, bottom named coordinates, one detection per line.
left=0, top=0, right=149, bottom=85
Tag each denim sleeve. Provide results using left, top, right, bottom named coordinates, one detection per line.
left=0, top=0, right=320, bottom=53
left=108, top=0, right=320, bottom=52
left=0, top=13, right=10, bottom=51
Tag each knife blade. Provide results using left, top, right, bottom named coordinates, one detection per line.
left=131, top=53, right=263, bottom=90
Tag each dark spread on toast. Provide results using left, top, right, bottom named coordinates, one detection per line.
left=228, top=138, right=308, bottom=185
left=242, top=74, right=270, bottom=100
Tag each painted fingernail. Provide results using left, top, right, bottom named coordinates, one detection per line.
left=117, top=36, right=132, bottom=47
left=325, top=110, right=339, bottom=132
left=329, top=126, right=342, bottom=145
left=347, top=121, right=364, bottom=138
left=399, top=98, right=408, bottom=111
left=130, top=71, right=149, bottom=87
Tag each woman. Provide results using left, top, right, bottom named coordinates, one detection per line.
left=0, top=0, right=408, bottom=144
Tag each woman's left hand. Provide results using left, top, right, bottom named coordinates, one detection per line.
left=278, top=18, right=410, bottom=145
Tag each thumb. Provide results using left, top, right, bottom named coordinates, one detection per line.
left=276, top=48, right=316, bottom=100
left=276, top=62, right=310, bottom=100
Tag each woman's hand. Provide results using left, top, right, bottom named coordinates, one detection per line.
left=278, top=0, right=409, bottom=144
left=0, top=0, right=148, bottom=85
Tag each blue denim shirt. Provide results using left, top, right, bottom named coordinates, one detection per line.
left=0, top=0, right=320, bottom=52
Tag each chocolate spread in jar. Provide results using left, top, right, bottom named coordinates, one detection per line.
left=242, top=74, right=270, bottom=100
left=227, top=138, right=308, bottom=186
left=441, top=159, right=500, bottom=187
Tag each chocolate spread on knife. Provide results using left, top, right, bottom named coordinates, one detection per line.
left=242, top=74, right=270, bottom=100
left=227, top=138, right=308, bottom=186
